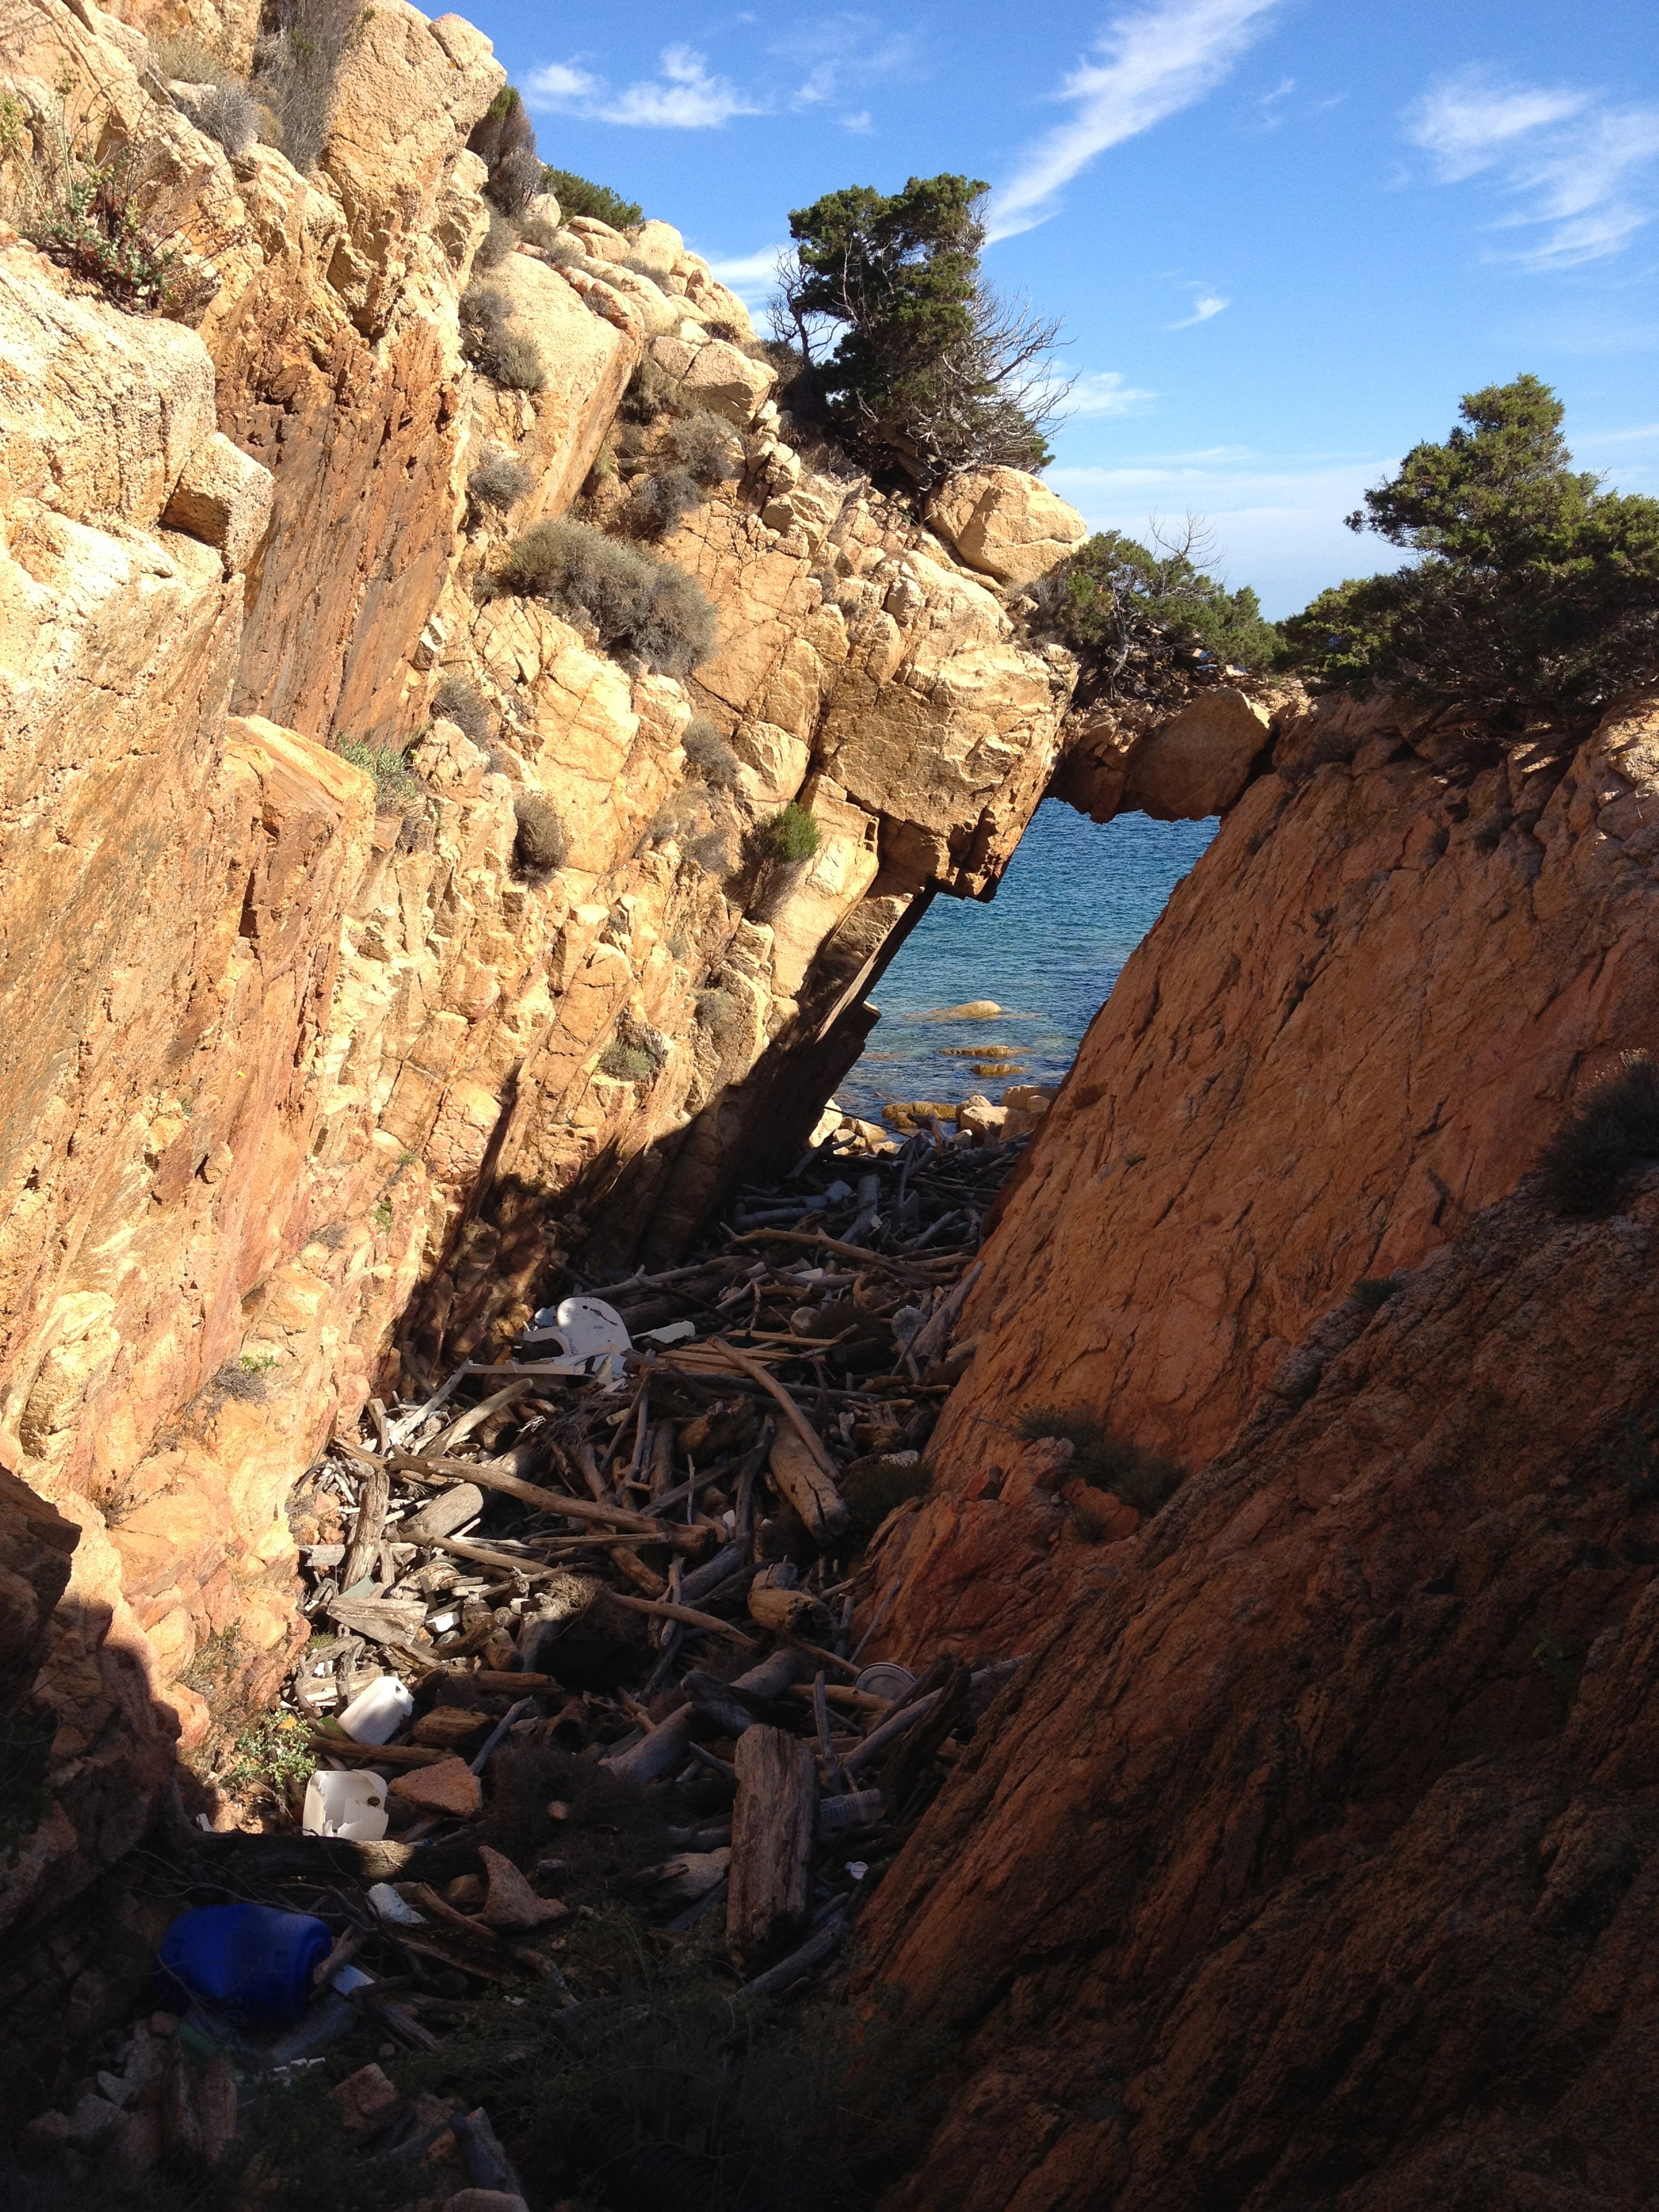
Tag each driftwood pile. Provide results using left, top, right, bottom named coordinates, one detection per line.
left=256, top=1128, right=1020, bottom=2019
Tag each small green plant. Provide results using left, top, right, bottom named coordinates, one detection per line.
left=490, top=516, right=718, bottom=676
left=333, top=736, right=422, bottom=814
left=598, top=1042, right=655, bottom=1084
left=22, top=103, right=182, bottom=310
left=1015, top=1406, right=1185, bottom=1515
left=1353, top=1275, right=1403, bottom=1312
left=0, top=91, right=26, bottom=163
left=514, top=790, right=569, bottom=877
left=467, top=443, right=533, bottom=512
left=1537, top=1052, right=1659, bottom=1216
left=372, top=1197, right=393, bottom=1229
left=216, top=1713, right=316, bottom=1797
left=761, top=801, right=821, bottom=862
left=542, top=166, right=642, bottom=229
left=239, top=1347, right=280, bottom=1374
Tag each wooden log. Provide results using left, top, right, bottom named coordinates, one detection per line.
left=338, top=1462, right=390, bottom=1593
left=727, top=1724, right=816, bottom=1967
left=767, top=1426, right=851, bottom=1544
left=747, top=1566, right=834, bottom=1641
left=671, top=1344, right=843, bottom=1483
left=600, top=1648, right=800, bottom=1786
left=606, top=1591, right=755, bottom=1645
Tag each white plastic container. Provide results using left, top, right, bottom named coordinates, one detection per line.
left=302, top=1769, right=389, bottom=1841
left=337, top=1675, right=415, bottom=1744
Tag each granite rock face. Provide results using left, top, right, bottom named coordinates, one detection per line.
left=858, top=1172, right=1659, bottom=2211
left=876, top=687, right=1659, bottom=1664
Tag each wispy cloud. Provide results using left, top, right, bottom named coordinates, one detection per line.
left=987, top=0, right=1282, bottom=241
left=703, top=244, right=790, bottom=310
left=1063, top=370, right=1157, bottom=418
left=526, top=18, right=907, bottom=134
left=526, top=43, right=762, bottom=129
left=1167, top=289, right=1229, bottom=327
left=1406, top=65, right=1659, bottom=268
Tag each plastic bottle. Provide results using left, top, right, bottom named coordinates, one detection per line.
left=337, top=1673, right=415, bottom=1744
left=158, top=1904, right=332, bottom=2024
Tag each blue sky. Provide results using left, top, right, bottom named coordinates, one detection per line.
left=459, top=1, right=1659, bottom=615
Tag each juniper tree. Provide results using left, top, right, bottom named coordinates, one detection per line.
left=1279, top=375, right=1659, bottom=724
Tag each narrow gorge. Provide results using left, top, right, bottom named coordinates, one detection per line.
left=3, top=3, right=1659, bottom=2208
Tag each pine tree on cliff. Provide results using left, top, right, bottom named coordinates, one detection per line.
left=775, top=173, right=1062, bottom=490
left=1280, top=375, right=1659, bottom=724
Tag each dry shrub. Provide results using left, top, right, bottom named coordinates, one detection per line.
left=680, top=715, right=743, bottom=789
left=618, top=354, right=684, bottom=425
left=493, top=517, right=718, bottom=676
left=432, top=674, right=493, bottom=745
left=1015, top=1406, right=1185, bottom=1514
left=671, top=408, right=742, bottom=486
left=466, top=443, right=532, bottom=512
left=251, top=0, right=359, bottom=174
left=514, top=790, right=569, bottom=877
left=487, top=143, right=544, bottom=216
left=625, top=463, right=704, bottom=540
left=1538, top=1053, right=1659, bottom=1216
left=190, top=81, right=257, bottom=157
left=474, top=203, right=516, bottom=269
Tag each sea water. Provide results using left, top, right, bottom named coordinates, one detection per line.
left=838, top=800, right=1216, bottom=1122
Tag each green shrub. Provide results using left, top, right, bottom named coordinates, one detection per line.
left=777, top=171, right=1060, bottom=489
left=333, top=737, right=422, bottom=814
left=467, top=85, right=544, bottom=216
left=1538, top=1053, right=1659, bottom=1216
left=761, top=800, right=821, bottom=861
left=251, top=0, right=359, bottom=173
left=513, top=790, right=569, bottom=876
left=1015, top=1406, right=1185, bottom=1515
left=1030, top=525, right=1279, bottom=696
left=216, top=1714, right=315, bottom=1795
left=681, top=715, right=743, bottom=788
left=543, top=167, right=642, bottom=228
left=1278, top=375, right=1659, bottom=724
left=22, top=108, right=182, bottom=310
left=432, top=673, right=493, bottom=745
left=599, top=1041, right=655, bottom=1084
left=492, top=516, right=718, bottom=676
left=467, top=443, right=533, bottom=512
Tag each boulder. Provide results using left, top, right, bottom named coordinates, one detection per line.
left=648, top=333, right=776, bottom=425
left=927, top=467, right=1088, bottom=588
left=1122, top=686, right=1271, bottom=819
left=161, top=431, right=274, bottom=576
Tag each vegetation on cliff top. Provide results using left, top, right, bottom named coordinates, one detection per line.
left=775, top=172, right=1062, bottom=491
left=1032, top=518, right=1281, bottom=699
left=1280, top=375, right=1659, bottom=724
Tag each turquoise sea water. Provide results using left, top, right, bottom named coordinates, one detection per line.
left=839, top=801, right=1217, bottom=1122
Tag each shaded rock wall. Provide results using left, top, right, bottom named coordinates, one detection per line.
left=875, top=687, right=1659, bottom=1664
left=859, top=1170, right=1659, bottom=2212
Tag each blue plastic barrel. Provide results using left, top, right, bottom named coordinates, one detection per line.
left=159, top=1903, right=332, bottom=2024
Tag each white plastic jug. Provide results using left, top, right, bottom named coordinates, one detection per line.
left=302, top=1768, right=389, bottom=1841
left=337, top=1675, right=415, bottom=1744
left=518, top=1296, right=632, bottom=1382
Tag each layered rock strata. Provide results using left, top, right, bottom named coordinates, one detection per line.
left=860, top=1168, right=1659, bottom=2211
left=875, top=687, right=1659, bottom=1662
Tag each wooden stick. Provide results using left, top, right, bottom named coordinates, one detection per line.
left=672, top=1345, right=842, bottom=1483
left=605, top=1591, right=756, bottom=1646
left=338, top=1462, right=390, bottom=1593
left=726, top=1227, right=941, bottom=1282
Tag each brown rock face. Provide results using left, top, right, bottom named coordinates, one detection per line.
left=859, top=1176, right=1659, bottom=2211
left=884, top=689, right=1659, bottom=1663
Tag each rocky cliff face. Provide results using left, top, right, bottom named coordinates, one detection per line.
left=0, top=0, right=1092, bottom=1933
left=874, top=686, right=1659, bottom=1663
left=859, top=1165, right=1659, bottom=2211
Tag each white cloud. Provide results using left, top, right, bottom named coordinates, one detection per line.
left=842, top=110, right=874, bottom=134
left=772, top=15, right=914, bottom=109
left=1406, top=66, right=1659, bottom=268
left=526, top=43, right=762, bottom=129
left=1063, top=370, right=1157, bottom=417
left=1167, top=290, right=1229, bottom=327
left=987, top=0, right=1282, bottom=241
